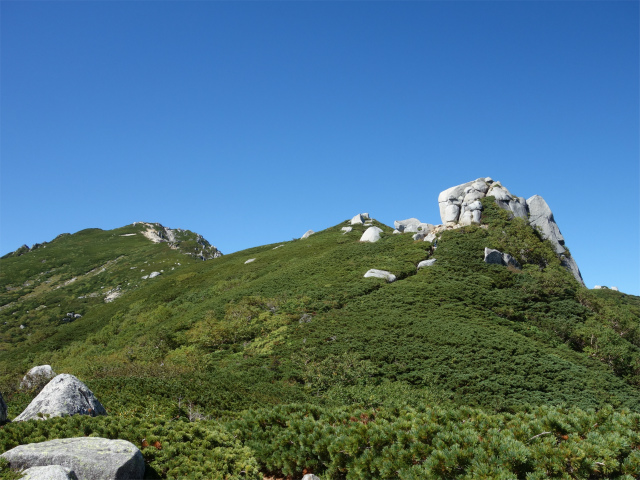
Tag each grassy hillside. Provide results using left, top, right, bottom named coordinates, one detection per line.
left=1, top=200, right=639, bottom=478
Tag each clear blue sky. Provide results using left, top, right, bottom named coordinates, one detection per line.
left=1, top=1, right=638, bottom=295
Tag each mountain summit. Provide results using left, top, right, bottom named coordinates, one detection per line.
left=436, top=177, right=583, bottom=284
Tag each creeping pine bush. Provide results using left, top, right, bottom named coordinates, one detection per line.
left=0, top=416, right=261, bottom=480
left=233, top=403, right=640, bottom=480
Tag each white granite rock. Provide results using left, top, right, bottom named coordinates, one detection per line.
left=360, top=226, right=383, bottom=243
left=487, top=184, right=512, bottom=201
left=148, top=271, right=161, bottom=279
left=20, top=465, right=76, bottom=480
left=417, top=259, right=436, bottom=269
left=302, top=475, right=321, bottom=480
left=350, top=214, right=366, bottom=225
left=444, top=204, right=460, bottom=224
left=244, top=258, right=256, bottom=264
left=394, top=218, right=422, bottom=233
left=459, top=210, right=474, bottom=226
left=14, top=374, right=107, bottom=422
left=1, top=437, right=144, bottom=480
left=363, top=269, right=396, bottom=282
left=341, top=227, right=352, bottom=233
left=301, top=230, right=315, bottom=239
left=21, top=365, right=56, bottom=390
left=526, top=195, right=564, bottom=252
left=509, top=200, right=528, bottom=220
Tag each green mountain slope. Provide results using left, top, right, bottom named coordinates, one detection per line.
left=1, top=199, right=639, bottom=479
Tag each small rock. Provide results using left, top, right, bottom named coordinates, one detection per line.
left=611, top=286, right=619, bottom=291
left=484, top=248, right=507, bottom=266
left=363, top=269, right=396, bottom=283
left=20, top=465, right=77, bottom=480
left=484, top=247, right=521, bottom=269
left=360, top=226, right=383, bottom=243
left=20, top=365, right=56, bottom=390
left=424, top=233, right=437, bottom=243
left=394, top=218, right=422, bottom=233
left=417, top=259, right=436, bottom=269
left=351, top=213, right=365, bottom=225
left=244, top=258, right=256, bottom=264
left=148, top=271, right=161, bottom=279
left=301, top=230, right=314, bottom=239
left=302, top=475, right=321, bottom=480
left=341, top=227, right=352, bottom=233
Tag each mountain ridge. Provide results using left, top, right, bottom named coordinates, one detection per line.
left=1, top=179, right=639, bottom=478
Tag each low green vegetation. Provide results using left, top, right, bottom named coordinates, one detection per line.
left=1, top=207, right=639, bottom=478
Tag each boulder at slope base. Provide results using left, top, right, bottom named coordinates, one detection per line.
left=14, top=374, right=106, bottom=422
left=1, top=437, right=144, bottom=480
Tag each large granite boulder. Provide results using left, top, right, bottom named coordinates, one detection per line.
left=20, top=465, right=77, bottom=480
left=1, top=437, right=144, bottom=480
left=363, top=269, right=396, bottom=283
left=526, top=195, right=565, bottom=254
left=360, top=226, right=383, bottom=243
left=301, top=230, right=314, bottom=240
left=21, top=365, right=56, bottom=390
left=0, top=392, right=7, bottom=422
left=14, top=374, right=106, bottom=422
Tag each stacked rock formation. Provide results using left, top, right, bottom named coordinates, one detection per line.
left=438, top=177, right=529, bottom=226
left=437, top=177, right=583, bottom=285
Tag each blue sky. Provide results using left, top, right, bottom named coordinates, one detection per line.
left=1, top=1, right=638, bottom=295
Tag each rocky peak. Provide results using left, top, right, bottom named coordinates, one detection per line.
left=132, top=222, right=222, bottom=260
left=436, top=178, right=583, bottom=285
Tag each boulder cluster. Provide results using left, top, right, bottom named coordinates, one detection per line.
left=343, top=177, right=583, bottom=286
left=1, top=369, right=145, bottom=480
left=437, top=177, right=583, bottom=285
left=438, top=177, right=528, bottom=227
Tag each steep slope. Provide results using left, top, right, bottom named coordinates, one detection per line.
left=0, top=222, right=221, bottom=367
